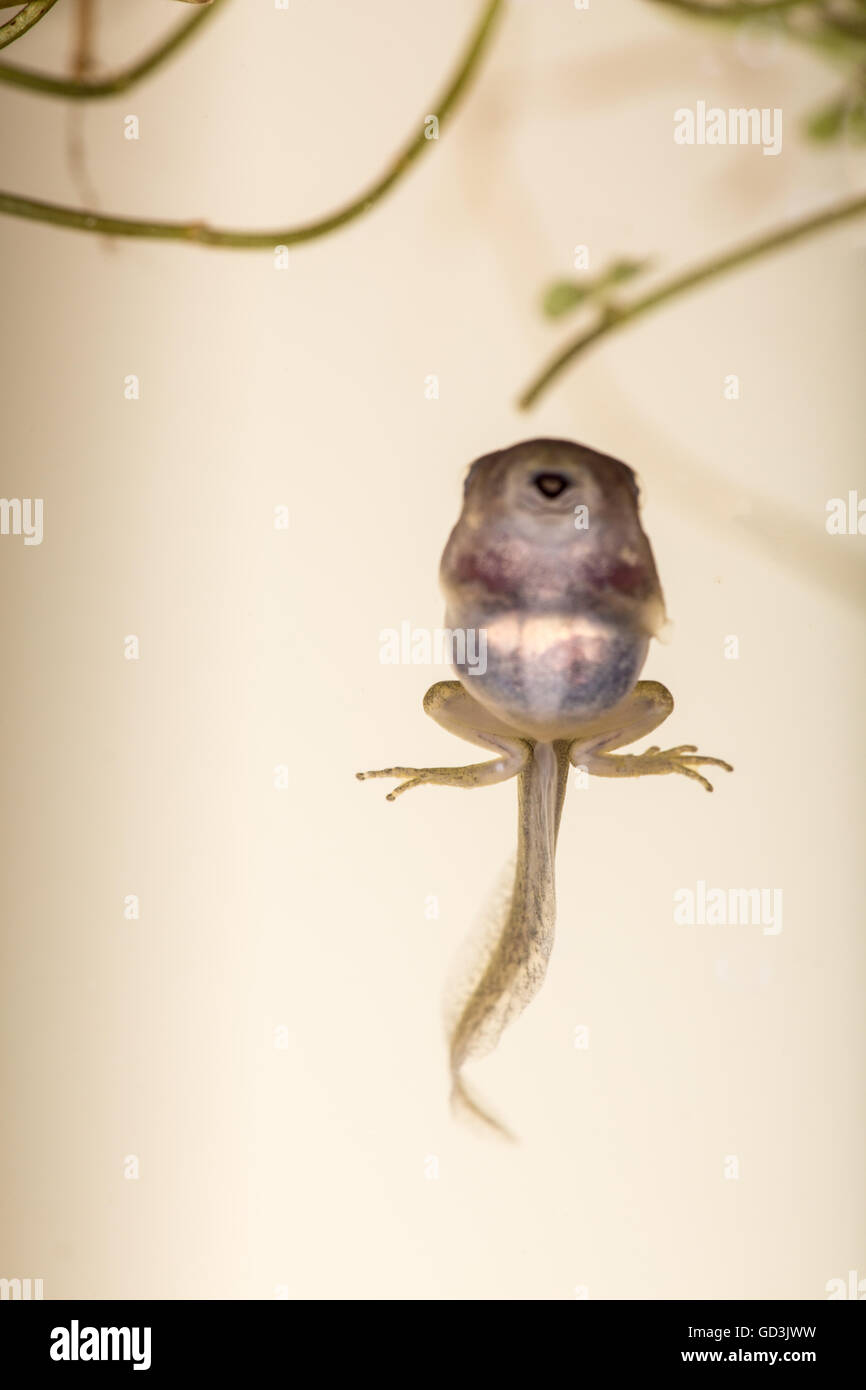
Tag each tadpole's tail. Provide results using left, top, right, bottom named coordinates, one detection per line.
left=446, top=741, right=570, bottom=1139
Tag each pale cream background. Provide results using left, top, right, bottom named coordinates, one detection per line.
left=1, top=0, right=863, bottom=1300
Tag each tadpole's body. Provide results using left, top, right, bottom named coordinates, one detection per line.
left=359, top=439, right=731, bottom=1136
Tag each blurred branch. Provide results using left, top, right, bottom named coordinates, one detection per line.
left=0, top=0, right=59, bottom=52
left=646, top=0, right=866, bottom=147
left=518, top=193, right=866, bottom=409
left=0, top=0, right=224, bottom=96
left=648, top=0, right=866, bottom=67
left=65, top=1, right=102, bottom=213
left=648, top=0, right=819, bottom=14
left=70, top=0, right=94, bottom=78
left=0, top=0, right=504, bottom=248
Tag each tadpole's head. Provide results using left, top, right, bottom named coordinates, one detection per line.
left=459, top=437, right=642, bottom=528
left=440, top=438, right=666, bottom=633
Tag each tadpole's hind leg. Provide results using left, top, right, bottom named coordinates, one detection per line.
left=357, top=681, right=532, bottom=800
left=569, top=680, right=733, bottom=793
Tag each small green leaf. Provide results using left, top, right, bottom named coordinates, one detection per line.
left=605, top=258, right=649, bottom=285
left=806, top=95, right=866, bottom=143
left=541, top=258, right=652, bottom=320
left=805, top=99, right=847, bottom=142
left=847, top=103, right=866, bottom=142
left=542, top=281, right=591, bottom=317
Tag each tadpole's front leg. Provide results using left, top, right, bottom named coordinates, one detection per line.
left=569, top=680, right=733, bottom=793
left=357, top=680, right=532, bottom=801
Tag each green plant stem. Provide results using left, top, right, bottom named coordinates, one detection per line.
left=649, top=0, right=816, bottom=15
left=0, top=0, right=224, bottom=95
left=0, top=0, right=503, bottom=248
left=518, top=192, right=866, bottom=409
left=0, top=0, right=59, bottom=52
left=648, top=0, right=866, bottom=65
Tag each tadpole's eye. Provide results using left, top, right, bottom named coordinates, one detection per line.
left=533, top=472, right=569, bottom=499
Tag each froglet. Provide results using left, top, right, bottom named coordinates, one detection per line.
left=358, top=438, right=732, bottom=1137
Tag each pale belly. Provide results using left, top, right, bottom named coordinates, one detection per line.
left=446, top=608, right=649, bottom=740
